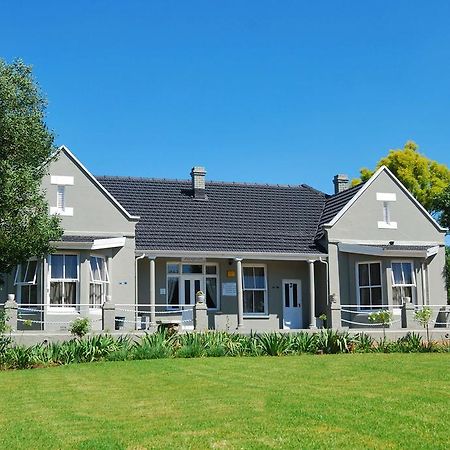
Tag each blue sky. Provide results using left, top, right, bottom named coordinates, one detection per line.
left=2, top=1, right=450, bottom=193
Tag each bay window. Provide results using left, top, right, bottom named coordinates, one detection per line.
left=49, top=254, right=79, bottom=307
left=15, top=260, right=38, bottom=306
left=357, top=262, right=383, bottom=308
left=391, top=261, right=416, bottom=305
left=242, top=265, right=267, bottom=314
left=89, top=256, right=109, bottom=306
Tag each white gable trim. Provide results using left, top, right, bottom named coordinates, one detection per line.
left=57, top=146, right=140, bottom=221
left=324, top=165, right=447, bottom=233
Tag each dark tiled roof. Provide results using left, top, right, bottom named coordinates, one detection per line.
left=58, top=235, right=119, bottom=242
left=316, top=183, right=365, bottom=239
left=96, top=177, right=328, bottom=254
left=369, top=244, right=432, bottom=251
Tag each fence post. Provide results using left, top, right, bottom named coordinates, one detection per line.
left=328, top=295, right=341, bottom=329
left=102, top=296, right=116, bottom=332
left=194, top=292, right=208, bottom=331
left=5, top=294, right=18, bottom=331
left=402, top=302, right=419, bottom=329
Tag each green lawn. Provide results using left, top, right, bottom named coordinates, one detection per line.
left=0, top=355, right=448, bottom=449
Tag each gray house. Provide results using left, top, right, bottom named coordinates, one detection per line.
left=1, top=146, right=448, bottom=333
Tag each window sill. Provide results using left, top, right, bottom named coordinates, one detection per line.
left=244, top=314, right=270, bottom=319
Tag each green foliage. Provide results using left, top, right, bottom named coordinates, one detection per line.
left=353, top=141, right=450, bottom=213
left=0, top=59, right=62, bottom=274
left=69, top=317, right=90, bottom=339
left=414, top=307, right=433, bottom=344
left=445, top=247, right=450, bottom=303
left=368, top=310, right=392, bottom=325
left=1, top=331, right=450, bottom=370
left=434, top=184, right=450, bottom=229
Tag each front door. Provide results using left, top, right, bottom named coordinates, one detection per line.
left=282, top=279, right=302, bottom=329
left=179, top=276, right=202, bottom=330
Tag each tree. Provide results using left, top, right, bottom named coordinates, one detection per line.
left=353, top=141, right=450, bottom=213
left=0, top=59, right=62, bottom=275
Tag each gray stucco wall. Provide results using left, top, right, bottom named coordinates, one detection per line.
left=326, top=169, right=447, bottom=321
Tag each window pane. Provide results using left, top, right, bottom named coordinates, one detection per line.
left=358, top=264, right=369, bottom=287
left=25, top=260, right=37, bottom=282
left=243, top=267, right=255, bottom=289
left=392, top=286, right=402, bottom=306
left=182, top=264, right=202, bottom=274
left=284, top=283, right=290, bottom=308
left=253, top=291, right=265, bottom=313
left=21, top=285, right=37, bottom=305
left=371, top=287, right=382, bottom=306
left=360, top=288, right=371, bottom=306
left=293, top=283, right=298, bottom=307
left=370, top=263, right=381, bottom=286
left=90, top=284, right=102, bottom=306
left=50, top=282, right=63, bottom=305
left=205, top=265, right=217, bottom=275
left=90, top=258, right=101, bottom=281
left=167, top=264, right=179, bottom=274
left=206, top=278, right=217, bottom=309
left=184, top=279, right=191, bottom=305
left=168, top=277, right=179, bottom=305
left=51, top=255, right=64, bottom=279
left=402, top=263, right=413, bottom=285
left=392, top=263, right=403, bottom=285
left=243, top=291, right=254, bottom=313
left=65, top=256, right=78, bottom=279
left=254, top=267, right=265, bottom=289
left=64, top=282, right=77, bottom=306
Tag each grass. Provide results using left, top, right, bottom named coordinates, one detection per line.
left=0, top=354, right=448, bottom=449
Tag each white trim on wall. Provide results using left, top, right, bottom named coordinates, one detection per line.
left=51, top=175, right=74, bottom=185
left=50, top=206, right=74, bottom=216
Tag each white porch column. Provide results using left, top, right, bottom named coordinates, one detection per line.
left=308, top=259, right=317, bottom=329
left=106, top=256, right=112, bottom=299
left=235, top=258, right=244, bottom=330
left=149, top=257, right=156, bottom=327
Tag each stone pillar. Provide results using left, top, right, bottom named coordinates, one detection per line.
left=235, top=258, right=244, bottom=330
left=5, top=294, right=18, bottom=331
left=149, top=257, right=156, bottom=327
left=329, top=298, right=342, bottom=330
left=102, top=296, right=115, bottom=331
left=401, top=302, right=419, bottom=329
left=194, top=291, right=208, bottom=331
left=106, top=255, right=112, bottom=299
left=308, top=260, right=317, bottom=329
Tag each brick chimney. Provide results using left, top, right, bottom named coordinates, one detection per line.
left=333, top=174, right=349, bottom=194
left=191, top=166, right=207, bottom=199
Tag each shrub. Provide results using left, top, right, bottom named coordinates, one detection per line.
left=69, top=318, right=90, bottom=339
left=414, top=307, right=433, bottom=345
left=315, top=330, right=351, bottom=354
left=368, top=310, right=392, bottom=340
left=290, top=332, right=317, bottom=354
left=256, top=333, right=292, bottom=356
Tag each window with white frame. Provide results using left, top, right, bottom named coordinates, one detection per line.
left=14, top=260, right=38, bottom=306
left=357, top=262, right=383, bottom=308
left=49, top=254, right=79, bottom=307
left=242, top=265, right=267, bottom=314
left=166, top=262, right=219, bottom=309
left=391, top=261, right=416, bottom=305
left=89, top=256, right=109, bottom=306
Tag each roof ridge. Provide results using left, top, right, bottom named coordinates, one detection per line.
left=97, top=175, right=310, bottom=189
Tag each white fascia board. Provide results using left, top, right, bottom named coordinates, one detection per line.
left=135, top=250, right=327, bottom=261
left=324, top=165, right=447, bottom=233
left=92, top=237, right=126, bottom=250
left=330, top=238, right=444, bottom=246
left=58, top=145, right=140, bottom=221
left=426, top=246, right=439, bottom=258
left=324, top=166, right=387, bottom=228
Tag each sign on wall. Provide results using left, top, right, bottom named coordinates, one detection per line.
left=222, top=282, right=237, bottom=296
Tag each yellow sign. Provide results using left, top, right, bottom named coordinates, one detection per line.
left=227, top=270, right=236, bottom=278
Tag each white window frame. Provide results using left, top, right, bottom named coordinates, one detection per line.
left=391, top=260, right=416, bottom=305
left=356, top=261, right=385, bottom=310
left=376, top=192, right=397, bottom=229
left=89, top=256, right=110, bottom=307
left=242, top=263, right=268, bottom=316
left=14, top=259, right=38, bottom=306
left=48, top=253, right=80, bottom=310
left=165, top=262, right=220, bottom=310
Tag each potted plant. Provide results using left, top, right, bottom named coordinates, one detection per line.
left=196, top=290, right=206, bottom=304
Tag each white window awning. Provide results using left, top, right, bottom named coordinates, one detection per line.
left=338, top=243, right=439, bottom=259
